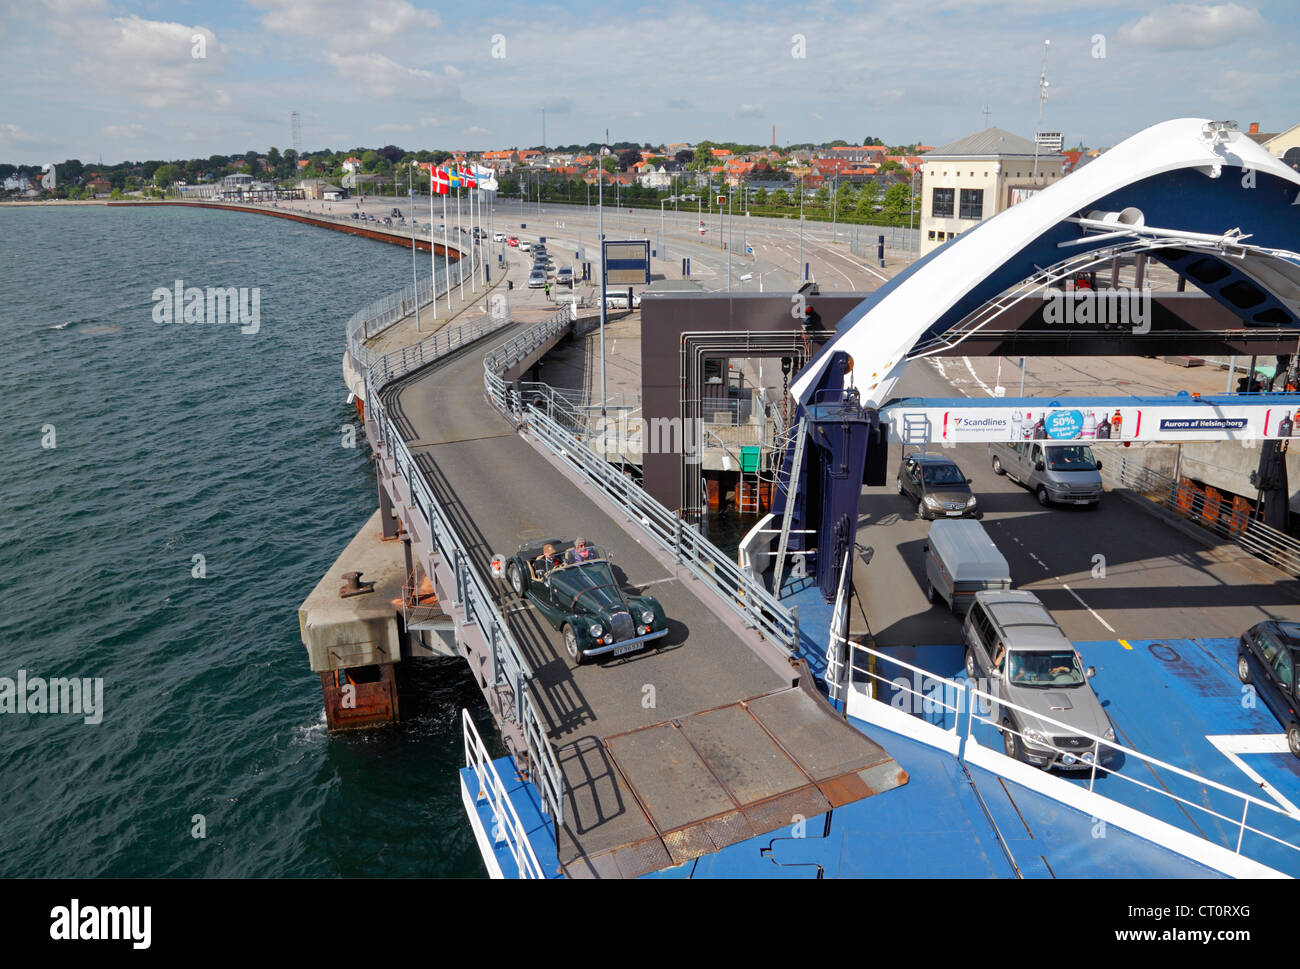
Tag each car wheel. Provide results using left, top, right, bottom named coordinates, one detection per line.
left=1002, top=718, right=1021, bottom=761
left=896, top=478, right=905, bottom=495
left=965, top=648, right=977, bottom=679
left=1237, top=654, right=1252, bottom=684
left=507, top=562, right=524, bottom=597
left=1289, top=724, right=1300, bottom=759
left=991, top=455, right=1004, bottom=475
left=1036, top=485, right=1051, bottom=507
left=917, top=499, right=927, bottom=520
left=562, top=624, right=581, bottom=663
left=926, top=579, right=937, bottom=604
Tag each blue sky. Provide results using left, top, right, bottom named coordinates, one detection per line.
left=2, top=0, right=1297, bottom=165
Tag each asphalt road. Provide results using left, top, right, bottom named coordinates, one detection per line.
left=857, top=358, right=1300, bottom=648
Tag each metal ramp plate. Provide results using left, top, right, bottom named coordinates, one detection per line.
left=585, top=687, right=908, bottom=875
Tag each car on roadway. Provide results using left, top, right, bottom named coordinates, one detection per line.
left=897, top=452, right=978, bottom=520
left=519, top=241, right=532, bottom=252
left=494, top=232, right=506, bottom=242
left=507, top=235, right=519, bottom=247
left=990, top=441, right=1103, bottom=508
left=390, top=208, right=402, bottom=218
left=1238, top=620, right=1300, bottom=756
left=496, top=538, right=668, bottom=662
left=556, top=267, right=574, bottom=287
left=527, top=269, right=546, bottom=288
left=963, top=589, right=1116, bottom=771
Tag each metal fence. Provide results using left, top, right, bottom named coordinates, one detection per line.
left=1104, top=454, right=1300, bottom=576
left=848, top=224, right=920, bottom=256
left=462, top=709, right=545, bottom=878
left=483, top=316, right=800, bottom=653
left=347, top=255, right=473, bottom=371
left=846, top=639, right=1300, bottom=874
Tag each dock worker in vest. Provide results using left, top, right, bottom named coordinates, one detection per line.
left=565, top=537, right=596, bottom=564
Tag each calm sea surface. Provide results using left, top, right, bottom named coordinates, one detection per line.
left=0, top=205, right=496, bottom=877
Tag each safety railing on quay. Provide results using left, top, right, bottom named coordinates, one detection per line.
left=1104, top=453, right=1300, bottom=576
left=367, top=388, right=565, bottom=831
left=845, top=639, right=1300, bottom=868
left=364, top=308, right=514, bottom=391
left=483, top=316, right=799, bottom=654
left=462, top=709, right=546, bottom=879
left=347, top=256, right=473, bottom=370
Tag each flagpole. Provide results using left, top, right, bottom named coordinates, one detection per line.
left=409, top=166, right=420, bottom=333
left=470, top=177, right=478, bottom=294
left=429, top=168, right=437, bottom=321
left=457, top=179, right=465, bottom=302
left=443, top=173, right=451, bottom=316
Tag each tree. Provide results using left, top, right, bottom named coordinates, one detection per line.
left=617, top=147, right=639, bottom=170
left=753, top=186, right=769, bottom=205
left=854, top=181, right=882, bottom=220
left=243, top=150, right=259, bottom=171
left=267, top=147, right=281, bottom=172
left=601, top=157, right=617, bottom=173
left=861, top=135, right=885, bottom=146
left=57, top=159, right=84, bottom=184
left=154, top=163, right=181, bottom=187
left=882, top=182, right=912, bottom=225
left=813, top=185, right=830, bottom=208
left=771, top=188, right=790, bottom=207
left=674, top=149, right=694, bottom=164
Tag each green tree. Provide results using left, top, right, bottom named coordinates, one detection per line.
left=813, top=185, right=830, bottom=208
left=882, top=182, right=912, bottom=224
left=770, top=188, right=790, bottom=207
left=154, top=163, right=181, bottom=187
left=753, top=186, right=769, bottom=205
left=854, top=181, right=881, bottom=220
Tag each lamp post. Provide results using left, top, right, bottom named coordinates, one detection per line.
left=798, top=174, right=805, bottom=281
left=660, top=195, right=673, bottom=262
left=408, top=166, right=420, bottom=332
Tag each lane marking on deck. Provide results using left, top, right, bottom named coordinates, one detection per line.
left=1119, top=639, right=1133, bottom=650
left=1206, top=734, right=1300, bottom=817
left=1061, top=582, right=1115, bottom=633
left=631, top=576, right=680, bottom=590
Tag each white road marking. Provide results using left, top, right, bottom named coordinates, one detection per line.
left=963, top=356, right=996, bottom=397
left=1206, top=734, right=1300, bottom=817
left=1028, top=552, right=1051, bottom=572
left=631, top=576, right=680, bottom=590
left=1061, top=582, right=1116, bottom=633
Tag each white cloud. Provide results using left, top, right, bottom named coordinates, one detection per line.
left=323, top=51, right=438, bottom=98
left=736, top=104, right=764, bottom=119
left=1120, top=3, right=1266, bottom=50
left=0, top=123, right=38, bottom=144
left=249, top=0, right=439, bottom=49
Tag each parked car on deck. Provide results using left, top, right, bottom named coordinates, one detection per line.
left=1238, top=620, right=1300, bottom=756
left=556, top=267, right=574, bottom=287
left=897, top=452, right=978, bottom=520
left=519, top=241, right=532, bottom=252
left=527, top=269, right=546, bottom=288
left=507, top=235, right=519, bottom=246
left=494, top=232, right=506, bottom=242
left=494, top=538, right=668, bottom=662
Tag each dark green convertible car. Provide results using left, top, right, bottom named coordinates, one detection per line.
left=494, top=537, right=668, bottom=662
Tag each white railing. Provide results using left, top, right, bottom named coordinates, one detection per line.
left=846, top=639, right=1300, bottom=875
left=462, top=709, right=546, bottom=879
left=482, top=317, right=801, bottom=654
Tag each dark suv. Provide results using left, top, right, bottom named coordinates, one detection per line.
left=897, top=452, right=978, bottom=520
left=1238, top=620, right=1300, bottom=756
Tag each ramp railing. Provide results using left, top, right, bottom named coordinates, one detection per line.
left=845, top=639, right=1300, bottom=876
left=1104, top=453, right=1300, bottom=576
left=358, top=309, right=566, bottom=835
left=483, top=316, right=800, bottom=654
left=462, top=710, right=546, bottom=879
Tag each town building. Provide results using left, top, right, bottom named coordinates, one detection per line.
left=919, top=126, right=1065, bottom=255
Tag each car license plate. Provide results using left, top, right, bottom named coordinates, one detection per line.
left=613, top=642, right=642, bottom=656
left=946, top=510, right=962, bottom=516
left=1074, top=499, right=1091, bottom=505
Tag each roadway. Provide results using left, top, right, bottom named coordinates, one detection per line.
left=856, top=356, right=1300, bottom=648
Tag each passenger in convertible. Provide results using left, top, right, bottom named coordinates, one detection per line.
left=565, top=537, right=596, bottom=564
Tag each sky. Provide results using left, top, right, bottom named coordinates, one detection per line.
left=1, top=0, right=1297, bottom=166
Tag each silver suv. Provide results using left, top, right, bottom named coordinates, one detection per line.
left=962, top=589, right=1116, bottom=770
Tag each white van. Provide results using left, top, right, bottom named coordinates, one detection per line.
left=989, top=441, right=1103, bottom=507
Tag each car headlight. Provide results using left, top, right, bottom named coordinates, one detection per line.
left=1023, top=728, right=1048, bottom=748
left=589, top=623, right=603, bottom=638
left=641, top=610, right=654, bottom=625
left=1103, top=727, right=1116, bottom=742
left=923, top=495, right=941, bottom=507
left=965, top=496, right=977, bottom=508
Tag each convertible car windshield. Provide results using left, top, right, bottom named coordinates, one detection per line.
left=1008, top=650, right=1086, bottom=687
left=549, top=559, right=621, bottom=612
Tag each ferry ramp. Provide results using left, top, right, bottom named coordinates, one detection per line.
left=379, top=317, right=907, bottom=877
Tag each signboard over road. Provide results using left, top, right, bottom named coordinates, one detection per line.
left=603, top=240, right=650, bottom=285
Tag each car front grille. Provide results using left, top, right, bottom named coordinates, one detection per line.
left=610, top=611, right=635, bottom=642
left=1053, top=736, right=1092, bottom=749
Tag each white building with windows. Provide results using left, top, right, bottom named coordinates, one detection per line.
left=919, top=127, right=1064, bottom=255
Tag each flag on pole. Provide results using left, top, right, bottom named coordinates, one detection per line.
left=432, top=166, right=449, bottom=195
left=458, top=166, right=477, bottom=188
left=473, top=165, right=499, bottom=192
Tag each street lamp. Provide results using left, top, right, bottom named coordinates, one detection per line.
left=660, top=194, right=675, bottom=261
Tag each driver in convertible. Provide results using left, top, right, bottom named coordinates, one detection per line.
left=565, top=537, right=596, bottom=564
left=536, top=543, right=561, bottom=572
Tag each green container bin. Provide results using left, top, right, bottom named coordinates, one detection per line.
left=739, top=446, right=761, bottom=474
